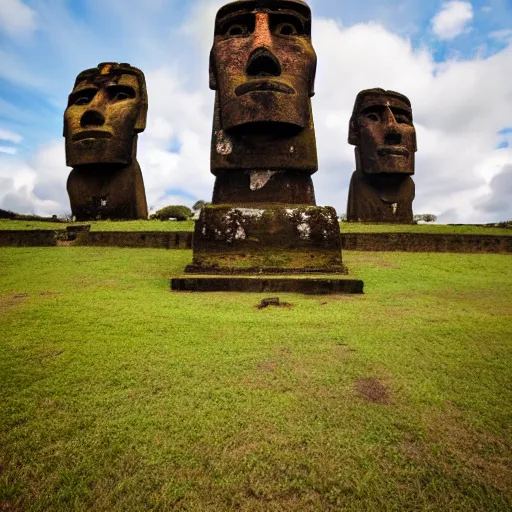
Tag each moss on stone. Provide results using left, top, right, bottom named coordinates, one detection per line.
left=192, top=204, right=344, bottom=273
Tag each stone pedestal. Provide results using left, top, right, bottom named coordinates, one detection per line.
left=186, top=205, right=345, bottom=274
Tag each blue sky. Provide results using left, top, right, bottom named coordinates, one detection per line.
left=0, top=0, right=511, bottom=221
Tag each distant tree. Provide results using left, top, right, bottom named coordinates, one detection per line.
left=150, top=205, right=192, bottom=221
left=0, top=209, right=16, bottom=219
left=338, top=213, right=347, bottom=222
left=413, top=214, right=437, bottom=224
left=192, top=200, right=209, bottom=211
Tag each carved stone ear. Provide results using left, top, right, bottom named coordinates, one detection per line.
left=412, top=131, right=418, bottom=152
left=348, top=117, right=359, bottom=146
left=134, top=72, right=148, bottom=133
left=209, top=51, right=217, bottom=90
left=135, top=107, right=147, bottom=133
left=308, top=55, right=317, bottom=97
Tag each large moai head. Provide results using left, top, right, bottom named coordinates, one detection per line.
left=64, top=62, right=148, bottom=168
left=209, top=0, right=318, bottom=204
left=348, top=89, right=417, bottom=176
left=210, top=0, right=316, bottom=134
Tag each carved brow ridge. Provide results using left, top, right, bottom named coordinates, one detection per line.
left=361, top=104, right=412, bottom=117
left=72, top=83, right=135, bottom=94
left=69, top=85, right=136, bottom=106
left=217, top=9, right=307, bottom=27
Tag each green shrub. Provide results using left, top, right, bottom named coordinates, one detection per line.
left=0, top=209, right=16, bottom=219
left=150, top=205, right=192, bottom=221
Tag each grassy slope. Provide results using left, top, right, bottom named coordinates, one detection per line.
left=0, top=220, right=196, bottom=232
left=0, top=248, right=511, bottom=511
left=1, top=218, right=511, bottom=235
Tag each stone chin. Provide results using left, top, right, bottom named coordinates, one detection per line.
left=356, top=147, right=415, bottom=177
left=376, top=154, right=416, bottom=176
left=220, top=89, right=308, bottom=133
left=65, top=137, right=134, bottom=168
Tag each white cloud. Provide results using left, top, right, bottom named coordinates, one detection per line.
left=0, top=146, right=18, bottom=155
left=1, top=2, right=511, bottom=224
left=0, top=0, right=37, bottom=38
left=0, top=48, right=48, bottom=89
left=431, top=1, right=474, bottom=40
left=477, top=164, right=512, bottom=217
left=0, top=128, right=22, bottom=144
left=0, top=141, right=69, bottom=216
left=310, top=18, right=511, bottom=222
left=490, top=29, right=512, bottom=42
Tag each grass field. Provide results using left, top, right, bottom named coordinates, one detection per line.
left=1, top=218, right=511, bottom=235
left=1, top=248, right=511, bottom=511
left=0, top=220, right=196, bottom=232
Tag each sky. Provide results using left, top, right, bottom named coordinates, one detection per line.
left=0, top=0, right=511, bottom=222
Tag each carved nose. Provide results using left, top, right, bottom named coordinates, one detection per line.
left=246, top=49, right=281, bottom=77
left=384, top=131, right=402, bottom=145
left=80, top=110, right=105, bottom=128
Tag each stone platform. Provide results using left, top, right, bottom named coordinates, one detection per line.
left=171, top=275, right=364, bottom=295
left=188, top=204, right=345, bottom=274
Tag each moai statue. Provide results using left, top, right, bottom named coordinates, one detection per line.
left=347, top=89, right=417, bottom=223
left=188, top=0, right=344, bottom=274
left=64, top=63, right=148, bottom=220
left=209, top=0, right=318, bottom=205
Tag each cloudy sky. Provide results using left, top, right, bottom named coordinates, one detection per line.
left=0, top=0, right=511, bottom=222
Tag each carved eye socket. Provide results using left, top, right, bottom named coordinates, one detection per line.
left=70, top=89, right=96, bottom=107
left=114, top=91, right=130, bottom=101
left=74, top=96, right=91, bottom=106
left=108, top=86, right=136, bottom=102
left=226, top=23, right=248, bottom=37
left=366, top=113, right=380, bottom=122
left=396, top=114, right=412, bottom=124
left=276, top=22, right=297, bottom=36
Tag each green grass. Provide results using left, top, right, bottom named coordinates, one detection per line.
left=340, top=222, right=512, bottom=235
left=0, top=219, right=195, bottom=232
left=1, top=218, right=511, bottom=235
left=1, top=248, right=511, bottom=511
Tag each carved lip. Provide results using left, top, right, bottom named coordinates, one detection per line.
left=72, top=130, right=112, bottom=142
left=235, top=80, right=295, bottom=97
left=377, top=145, right=410, bottom=157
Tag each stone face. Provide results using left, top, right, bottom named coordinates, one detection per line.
left=64, top=62, right=148, bottom=220
left=174, top=0, right=348, bottom=287
left=209, top=0, right=318, bottom=203
left=347, top=88, right=417, bottom=223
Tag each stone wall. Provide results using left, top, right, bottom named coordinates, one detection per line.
left=1, top=230, right=511, bottom=254
left=0, top=230, right=57, bottom=247
left=341, top=233, right=512, bottom=254
left=77, top=231, right=193, bottom=249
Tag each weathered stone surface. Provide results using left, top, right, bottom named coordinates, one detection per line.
left=341, top=233, right=512, bottom=254
left=76, top=231, right=193, bottom=249
left=64, top=62, right=148, bottom=220
left=188, top=204, right=345, bottom=273
left=2, top=230, right=511, bottom=253
left=347, top=89, right=417, bottom=223
left=212, top=171, right=316, bottom=205
left=209, top=0, right=318, bottom=203
left=0, top=230, right=57, bottom=247
left=172, top=0, right=349, bottom=292
left=171, top=276, right=364, bottom=294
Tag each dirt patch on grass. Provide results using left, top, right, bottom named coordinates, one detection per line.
left=0, top=501, right=23, bottom=512
left=256, top=298, right=294, bottom=310
left=0, top=294, right=28, bottom=314
left=355, top=377, right=390, bottom=404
